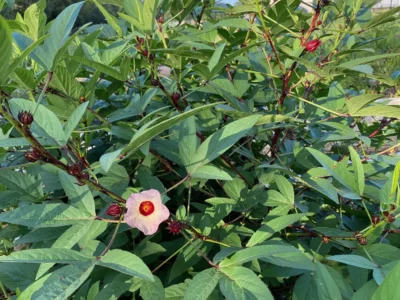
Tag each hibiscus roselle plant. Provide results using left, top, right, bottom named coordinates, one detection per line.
left=0, top=0, right=399, bottom=299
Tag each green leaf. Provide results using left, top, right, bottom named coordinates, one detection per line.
left=142, top=0, right=159, bottom=33
left=179, top=116, right=197, bottom=168
left=219, top=266, right=273, bottom=300
left=94, top=273, right=135, bottom=300
left=212, top=19, right=250, bottom=29
left=365, top=7, right=400, bottom=31
left=0, top=169, right=43, bottom=201
left=189, top=115, right=260, bottom=173
left=183, top=268, right=221, bottom=300
left=9, top=98, right=67, bottom=146
left=346, top=94, right=383, bottom=115
left=191, top=165, right=233, bottom=181
left=37, top=1, right=84, bottom=70
left=99, top=148, right=123, bottom=172
left=97, top=249, right=153, bottom=280
left=327, top=255, right=378, bottom=270
left=140, top=276, right=164, bottom=300
left=372, top=262, right=400, bottom=300
left=0, top=204, right=93, bottom=228
left=314, top=262, right=343, bottom=300
left=208, top=43, right=226, bottom=71
left=32, top=262, right=95, bottom=300
left=64, top=102, right=89, bottom=140
left=124, top=103, right=220, bottom=158
left=275, top=175, right=294, bottom=204
left=0, top=264, right=38, bottom=291
left=337, top=54, right=400, bottom=69
left=0, top=16, right=12, bottom=85
left=93, top=0, right=123, bottom=37
left=352, top=105, right=400, bottom=119
left=246, top=214, right=307, bottom=247
left=349, top=146, right=365, bottom=195
left=36, top=221, right=93, bottom=279
left=165, top=282, right=189, bottom=300
left=0, top=249, right=93, bottom=264
left=353, top=280, right=378, bottom=300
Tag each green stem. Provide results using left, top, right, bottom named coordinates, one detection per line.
left=291, top=94, right=349, bottom=117
left=0, top=281, right=9, bottom=300
left=34, top=71, right=53, bottom=114
left=99, top=215, right=123, bottom=257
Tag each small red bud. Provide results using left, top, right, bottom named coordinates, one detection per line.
left=305, top=39, right=322, bottom=52
left=142, top=49, right=149, bottom=57
left=383, top=211, right=390, bottom=217
left=18, top=111, right=34, bottom=125
left=106, top=203, right=122, bottom=217
left=149, top=53, right=155, bottom=62
left=157, top=15, right=164, bottom=24
left=387, top=214, right=396, bottom=223
left=357, top=237, right=368, bottom=246
left=322, top=236, right=330, bottom=243
left=390, top=204, right=396, bottom=211
left=372, top=215, right=380, bottom=226
left=171, top=92, right=181, bottom=103
left=80, top=96, right=86, bottom=103
left=67, top=163, right=82, bottom=176
left=25, top=149, right=41, bottom=162
left=167, top=220, right=185, bottom=235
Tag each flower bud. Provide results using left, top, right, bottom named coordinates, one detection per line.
left=171, top=92, right=181, bottom=103
left=387, top=214, right=396, bottom=223
left=305, top=39, right=322, bottom=52
left=18, top=111, right=34, bottom=125
left=383, top=211, right=389, bottom=217
left=357, top=237, right=368, bottom=246
left=25, top=149, right=41, bottom=162
left=67, top=163, right=82, bottom=176
left=372, top=215, right=380, bottom=226
left=157, top=15, right=164, bottom=24
left=167, top=220, right=184, bottom=235
left=136, top=36, right=144, bottom=44
left=322, top=236, right=329, bottom=243
left=80, top=96, right=86, bottom=103
left=142, top=49, right=149, bottom=57
left=390, top=204, right=396, bottom=211
left=106, top=203, right=122, bottom=217
left=149, top=53, right=155, bottom=62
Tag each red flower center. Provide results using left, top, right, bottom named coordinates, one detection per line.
left=139, top=201, right=155, bottom=216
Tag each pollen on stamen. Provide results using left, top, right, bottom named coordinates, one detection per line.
left=139, top=201, right=155, bottom=216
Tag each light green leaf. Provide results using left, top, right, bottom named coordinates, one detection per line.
left=372, top=262, right=400, bottom=300
left=191, top=165, right=233, bottom=181
left=275, top=175, right=294, bottom=204
left=0, top=204, right=93, bottom=228
left=328, top=255, right=378, bottom=270
left=69, top=55, right=127, bottom=80
left=124, top=103, right=220, bottom=158
left=9, top=98, right=67, bottom=146
left=36, top=221, right=93, bottom=279
left=189, top=115, right=260, bottom=173
left=64, top=102, right=89, bottom=139
left=0, top=249, right=93, bottom=264
left=142, top=0, right=159, bottom=33
left=352, top=105, right=400, bottom=119
left=0, top=16, right=12, bottom=85
left=219, top=266, right=273, bottom=300
left=314, top=262, right=343, bottom=300
left=100, top=148, right=123, bottom=172
left=93, top=0, right=123, bottom=37
left=179, top=116, right=197, bottom=168
left=59, top=171, right=96, bottom=215
left=212, top=19, right=250, bottom=29
left=0, top=169, right=43, bottom=200
left=346, top=94, right=383, bottom=115
left=353, top=280, right=378, bottom=300
left=365, top=7, right=400, bottom=31
left=140, top=276, right=165, bottom=300
left=349, top=146, right=365, bottom=195
left=208, top=43, right=226, bottom=71
left=32, top=262, right=95, bottom=300
left=337, top=54, right=400, bottom=69
left=98, top=249, right=153, bottom=280
left=184, top=268, right=222, bottom=300
left=94, top=273, right=135, bottom=300
left=220, top=244, right=302, bottom=268
left=246, top=214, right=307, bottom=247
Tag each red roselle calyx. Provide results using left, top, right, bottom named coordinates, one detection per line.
left=167, top=220, right=185, bottom=235
left=25, top=149, right=41, bottom=162
left=305, top=39, right=322, bottom=52
left=18, top=111, right=34, bottom=125
left=142, top=49, right=149, bottom=57
left=67, top=163, right=82, bottom=176
left=171, top=92, right=181, bottom=103
left=151, top=79, right=160, bottom=87
left=106, top=203, right=122, bottom=217
left=371, top=215, right=380, bottom=226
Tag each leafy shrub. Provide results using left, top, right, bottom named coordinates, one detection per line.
left=0, top=0, right=399, bottom=299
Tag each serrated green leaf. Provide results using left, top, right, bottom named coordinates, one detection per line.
left=64, top=102, right=89, bottom=139
left=328, top=255, right=378, bottom=270
left=93, top=0, right=123, bottom=37
left=0, top=169, right=43, bottom=201
left=0, top=249, right=94, bottom=264
left=219, top=266, right=273, bottom=300
left=246, top=214, right=307, bottom=247
left=372, top=262, right=400, bottom=300
left=140, top=276, right=164, bottom=300
left=98, top=249, right=153, bottom=280
left=349, top=146, right=365, bottom=195
left=191, top=165, right=233, bottom=181
left=314, top=262, right=342, bottom=300
left=0, top=16, right=12, bottom=85
left=179, top=116, right=197, bottom=168
left=184, top=268, right=221, bottom=300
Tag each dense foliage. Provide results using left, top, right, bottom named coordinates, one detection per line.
left=0, top=0, right=400, bottom=299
